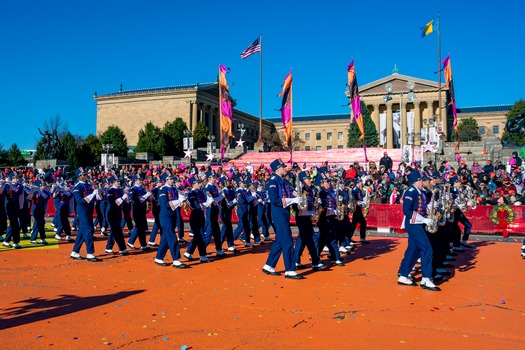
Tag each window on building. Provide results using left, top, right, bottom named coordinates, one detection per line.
left=338, top=132, right=344, bottom=140
left=338, top=145, right=344, bottom=149
left=327, top=132, right=332, bottom=140
left=315, top=146, right=322, bottom=151
left=305, top=146, right=311, bottom=151
left=305, top=133, right=310, bottom=141
left=316, top=133, right=321, bottom=140
left=479, top=126, right=485, bottom=135
left=493, top=125, right=499, bottom=135
left=327, top=145, right=332, bottom=150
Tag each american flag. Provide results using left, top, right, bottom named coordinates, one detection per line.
left=240, top=37, right=261, bottom=59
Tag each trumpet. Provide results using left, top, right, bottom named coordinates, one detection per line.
left=312, top=189, right=323, bottom=222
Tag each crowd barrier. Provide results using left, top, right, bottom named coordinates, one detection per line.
left=45, top=202, right=525, bottom=236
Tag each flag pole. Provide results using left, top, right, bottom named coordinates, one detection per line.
left=437, top=10, right=442, bottom=127
left=258, top=35, right=263, bottom=143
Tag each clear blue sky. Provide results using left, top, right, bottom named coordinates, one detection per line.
left=1, top=0, right=523, bottom=150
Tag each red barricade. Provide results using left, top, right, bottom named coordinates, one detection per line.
left=366, top=204, right=525, bottom=235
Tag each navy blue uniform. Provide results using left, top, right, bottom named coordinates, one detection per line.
left=220, top=186, right=236, bottom=249
left=4, top=182, right=24, bottom=245
left=398, top=185, right=433, bottom=278
left=30, top=188, right=51, bottom=241
left=72, top=181, right=96, bottom=255
left=185, top=188, right=208, bottom=258
left=203, top=183, right=223, bottom=252
left=54, top=188, right=73, bottom=237
left=294, top=185, right=321, bottom=266
left=155, top=185, right=184, bottom=262
left=317, top=186, right=341, bottom=263
left=105, top=186, right=127, bottom=252
left=348, top=186, right=367, bottom=239
left=264, top=174, right=296, bottom=271
left=128, top=185, right=150, bottom=248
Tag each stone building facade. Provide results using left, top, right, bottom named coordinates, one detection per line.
left=95, top=83, right=274, bottom=151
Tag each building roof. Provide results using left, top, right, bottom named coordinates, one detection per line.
left=456, top=105, right=512, bottom=114
left=95, top=82, right=218, bottom=99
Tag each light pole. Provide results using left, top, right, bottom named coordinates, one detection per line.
left=183, top=129, right=193, bottom=166
left=102, top=143, right=113, bottom=168
left=207, top=134, right=216, bottom=154
left=238, top=123, right=246, bottom=153
left=383, top=81, right=416, bottom=150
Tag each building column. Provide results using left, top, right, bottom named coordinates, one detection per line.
left=414, top=101, right=421, bottom=146
left=386, top=103, right=393, bottom=149
left=372, top=104, right=380, bottom=134
left=214, top=107, right=220, bottom=147
left=400, top=99, right=406, bottom=149
left=191, top=102, right=198, bottom=132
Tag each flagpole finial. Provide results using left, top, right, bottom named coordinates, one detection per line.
left=392, top=64, right=399, bottom=74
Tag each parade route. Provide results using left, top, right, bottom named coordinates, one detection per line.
left=1, top=231, right=524, bottom=349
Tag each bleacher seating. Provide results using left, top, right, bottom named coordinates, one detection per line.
left=231, top=148, right=403, bottom=169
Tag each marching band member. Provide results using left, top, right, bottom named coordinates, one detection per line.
left=294, top=171, right=327, bottom=271
left=104, top=177, right=130, bottom=255
left=220, top=178, right=237, bottom=252
left=2, top=174, right=24, bottom=249
left=155, top=175, right=188, bottom=268
left=348, top=180, right=370, bottom=244
left=397, top=171, right=440, bottom=291
left=183, top=176, right=212, bottom=263
left=29, top=180, right=51, bottom=245
left=127, top=175, right=152, bottom=251
left=71, top=171, right=101, bottom=261
left=204, top=174, right=226, bottom=257
left=317, top=172, right=344, bottom=266
left=262, top=159, right=304, bottom=279
left=53, top=181, right=73, bottom=242
left=256, top=182, right=272, bottom=242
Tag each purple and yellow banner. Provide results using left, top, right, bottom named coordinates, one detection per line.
left=219, top=65, right=234, bottom=159
left=347, top=60, right=368, bottom=161
left=278, top=71, right=293, bottom=160
left=442, top=55, right=459, bottom=151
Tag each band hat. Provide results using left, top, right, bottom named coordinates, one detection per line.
left=407, top=171, right=421, bottom=184
left=269, top=158, right=287, bottom=172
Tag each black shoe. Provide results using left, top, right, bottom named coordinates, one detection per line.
left=262, top=268, right=281, bottom=276
left=70, top=255, right=83, bottom=260
left=460, top=242, right=473, bottom=249
left=332, top=260, right=345, bottom=267
left=312, top=264, right=328, bottom=271
left=263, top=237, right=272, bottom=242
left=421, top=284, right=441, bottom=291
left=397, top=281, right=418, bottom=287
left=439, top=270, right=452, bottom=276
left=448, top=251, right=458, bottom=257
left=178, top=239, right=188, bottom=243
left=441, top=262, right=454, bottom=268
left=285, top=274, right=304, bottom=280
left=173, top=263, right=189, bottom=269
left=295, top=263, right=308, bottom=270
left=87, top=257, right=102, bottom=262
left=155, top=261, right=167, bottom=266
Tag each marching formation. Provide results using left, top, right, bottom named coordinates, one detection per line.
left=1, top=153, right=524, bottom=291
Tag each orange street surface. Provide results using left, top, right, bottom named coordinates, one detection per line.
left=1, top=234, right=524, bottom=349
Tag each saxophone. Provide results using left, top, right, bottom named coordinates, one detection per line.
left=312, top=188, right=323, bottom=222
left=444, top=184, right=455, bottom=222
left=347, top=187, right=356, bottom=213
left=437, top=186, right=447, bottom=226
left=295, top=178, right=308, bottom=210
left=362, top=186, right=371, bottom=218
left=335, top=182, right=345, bottom=221
left=425, top=187, right=439, bottom=234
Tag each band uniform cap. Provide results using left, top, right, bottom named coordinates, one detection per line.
left=270, top=158, right=287, bottom=172
left=188, top=176, right=201, bottom=186
left=407, top=171, right=421, bottom=184
left=298, top=171, right=310, bottom=182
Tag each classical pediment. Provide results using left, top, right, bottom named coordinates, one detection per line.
left=360, top=73, right=443, bottom=96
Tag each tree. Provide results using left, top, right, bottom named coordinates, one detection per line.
left=34, top=114, right=68, bottom=161
left=60, top=132, right=80, bottom=169
left=136, top=122, right=167, bottom=159
left=99, top=125, right=128, bottom=157
left=0, top=144, right=8, bottom=165
left=277, top=129, right=306, bottom=151
left=163, top=118, right=188, bottom=157
left=457, top=117, right=481, bottom=142
left=262, top=126, right=282, bottom=151
left=192, top=121, right=209, bottom=149
left=501, top=99, right=525, bottom=146
left=78, top=134, right=102, bottom=167
left=347, top=100, right=379, bottom=147
left=7, top=143, right=26, bottom=166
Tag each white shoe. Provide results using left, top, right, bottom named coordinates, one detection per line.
left=322, top=246, right=329, bottom=252
left=126, top=242, right=136, bottom=250
left=53, top=228, right=58, bottom=232
left=173, top=260, right=183, bottom=267
left=416, top=257, right=421, bottom=264
left=250, top=234, right=254, bottom=239
left=521, top=245, right=525, bottom=251
left=189, top=232, right=194, bottom=237
left=55, top=235, right=61, bottom=240
left=397, top=276, right=415, bottom=286
left=66, top=235, right=73, bottom=241
left=147, top=241, right=157, bottom=246
left=119, top=250, right=129, bottom=255
left=420, top=277, right=437, bottom=288
left=101, top=228, right=106, bottom=233
left=70, top=252, right=81, bottom=259
left=40, top=239, right=48, bottom=245
left=50, top=223, right=55, bottom=227
left=13, top=243, right=21, bottom=249
left=262, top=264, right=277, bottom=273
left=184, top=252, right=193, bottom=260
left=521, top=251, right=525, bottom=258
left=3, top=242, right=11, bottom=247
left=227, top=246, right=235, bottom=252
left=30, top=240, right=38, bottom=244
left=155, top=258, right=165, bottom=265
left=105, top=249, right=114, bottom=254
left=284, top=271, right=298, bottom=276
left=339, top=246, right=348, bottom=253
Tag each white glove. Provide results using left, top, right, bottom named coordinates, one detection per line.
left=338, top=196, right=343, bottom=201
left=458, top=204, right=466, bottom=211
left=317, top=198, right=322, bottom=204
left=232, top=198, right=238, bottom=205
left=357, top=200, right=364, bottom=206
left=178, top=194, right=186, bottom=202
left=334, top=209, right=339, bottom=216
left=93, top=189, right=99, bottom=196
left=121, top=193, right=129, bottom=201
left=422, top=218, right=433, bottom=225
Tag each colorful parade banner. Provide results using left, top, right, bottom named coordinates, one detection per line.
left=219, top=65, right=234, bottom=159
left=347, top=60, right=368, bottom=161
left=442, top=55, right=459, bottom=151
left=277, top=71, right=293, bottom=163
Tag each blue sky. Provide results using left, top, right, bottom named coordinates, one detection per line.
left=1, top=0, right=524, bottom=150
